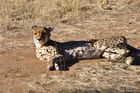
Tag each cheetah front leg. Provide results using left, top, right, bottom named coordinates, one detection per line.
left=47, top=59, right=64, bottom=71
left=47, top=61, right=55, bottom=71
left=52, top=55, right=65, bottom=71
left=46, top=59, right=60, bottom=71
left=41, top=54, right=65, bottom=71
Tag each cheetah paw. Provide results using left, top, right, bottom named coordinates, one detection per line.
left=54, top=63, right=60, bottom=71
left=47, top=66, right=55, bottom=71
left=125, top=56, right=134, bottom=65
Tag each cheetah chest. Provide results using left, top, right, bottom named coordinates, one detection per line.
left=36, top=46, right=59, bottom=62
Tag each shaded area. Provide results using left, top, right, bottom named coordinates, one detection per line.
left=127, top=45, right=140, bottom=65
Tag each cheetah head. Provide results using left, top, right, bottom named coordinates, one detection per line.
left=32, top=25, right=54, bottom=48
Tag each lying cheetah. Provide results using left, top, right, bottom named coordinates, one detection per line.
left=32, top=25, right=102, bottom=71
left=32, top=25, right=133, bottom=71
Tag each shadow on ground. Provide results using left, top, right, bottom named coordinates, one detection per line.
left=128, top=45, right=140, bottom=65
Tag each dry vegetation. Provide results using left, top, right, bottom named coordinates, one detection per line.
left=0, top=0, right=140, bottom=51
left=0, top=0, right=94, bottom=31
left=29, top=62, right=140, bottom=93
left=1, top=0, right=140, bottom=52
left=0, top=0, right=140, bottom=93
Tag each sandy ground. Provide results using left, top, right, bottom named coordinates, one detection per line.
left=0, top=11, right=140, bottom=93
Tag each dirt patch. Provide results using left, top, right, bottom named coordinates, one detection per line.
left=0, top=47, right=106, bottom=93
left=0, top=48, right=50, bottom=93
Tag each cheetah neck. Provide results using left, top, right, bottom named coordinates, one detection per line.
left=33, top=38, right=44, bottom=49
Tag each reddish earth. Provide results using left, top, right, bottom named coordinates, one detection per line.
left=0, top=48, right=105, bottom=93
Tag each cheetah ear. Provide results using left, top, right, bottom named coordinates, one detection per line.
left=44, top=26, right=54, bottom=32
left=32, top=25, right=37, bottom=30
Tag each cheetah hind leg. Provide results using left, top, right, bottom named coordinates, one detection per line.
left=103, top=48, right=130, bottom=55
left=102, top=48, right=134, bottom=65
left=125, top=56, right=134, bottom=65
left=102, top=52, right=134, bottom=65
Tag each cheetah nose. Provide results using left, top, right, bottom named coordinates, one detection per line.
left=38, top=39, right=42, bottom=41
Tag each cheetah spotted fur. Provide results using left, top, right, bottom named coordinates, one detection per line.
left=32, top=25, right=134, bottom=71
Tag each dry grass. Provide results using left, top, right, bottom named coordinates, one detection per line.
left=0, top=0, right=94, bottom=31
left=0, top=0, right=140, bottom=32
left=29, top=61, right=140, bottom=93
left=0, top=0, right=140, bottom=52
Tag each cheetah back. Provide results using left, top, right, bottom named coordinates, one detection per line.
left=93, top=35, right=127, bottom=50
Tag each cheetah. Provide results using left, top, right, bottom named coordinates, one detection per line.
left=32, top=25, right=102, bottom=71
left=91, top=35, right=134, bottom=65
left=32, top=25, right=133, bottom=71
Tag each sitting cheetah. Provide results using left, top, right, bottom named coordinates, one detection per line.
left=32, top=25, right=133, bottom=71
